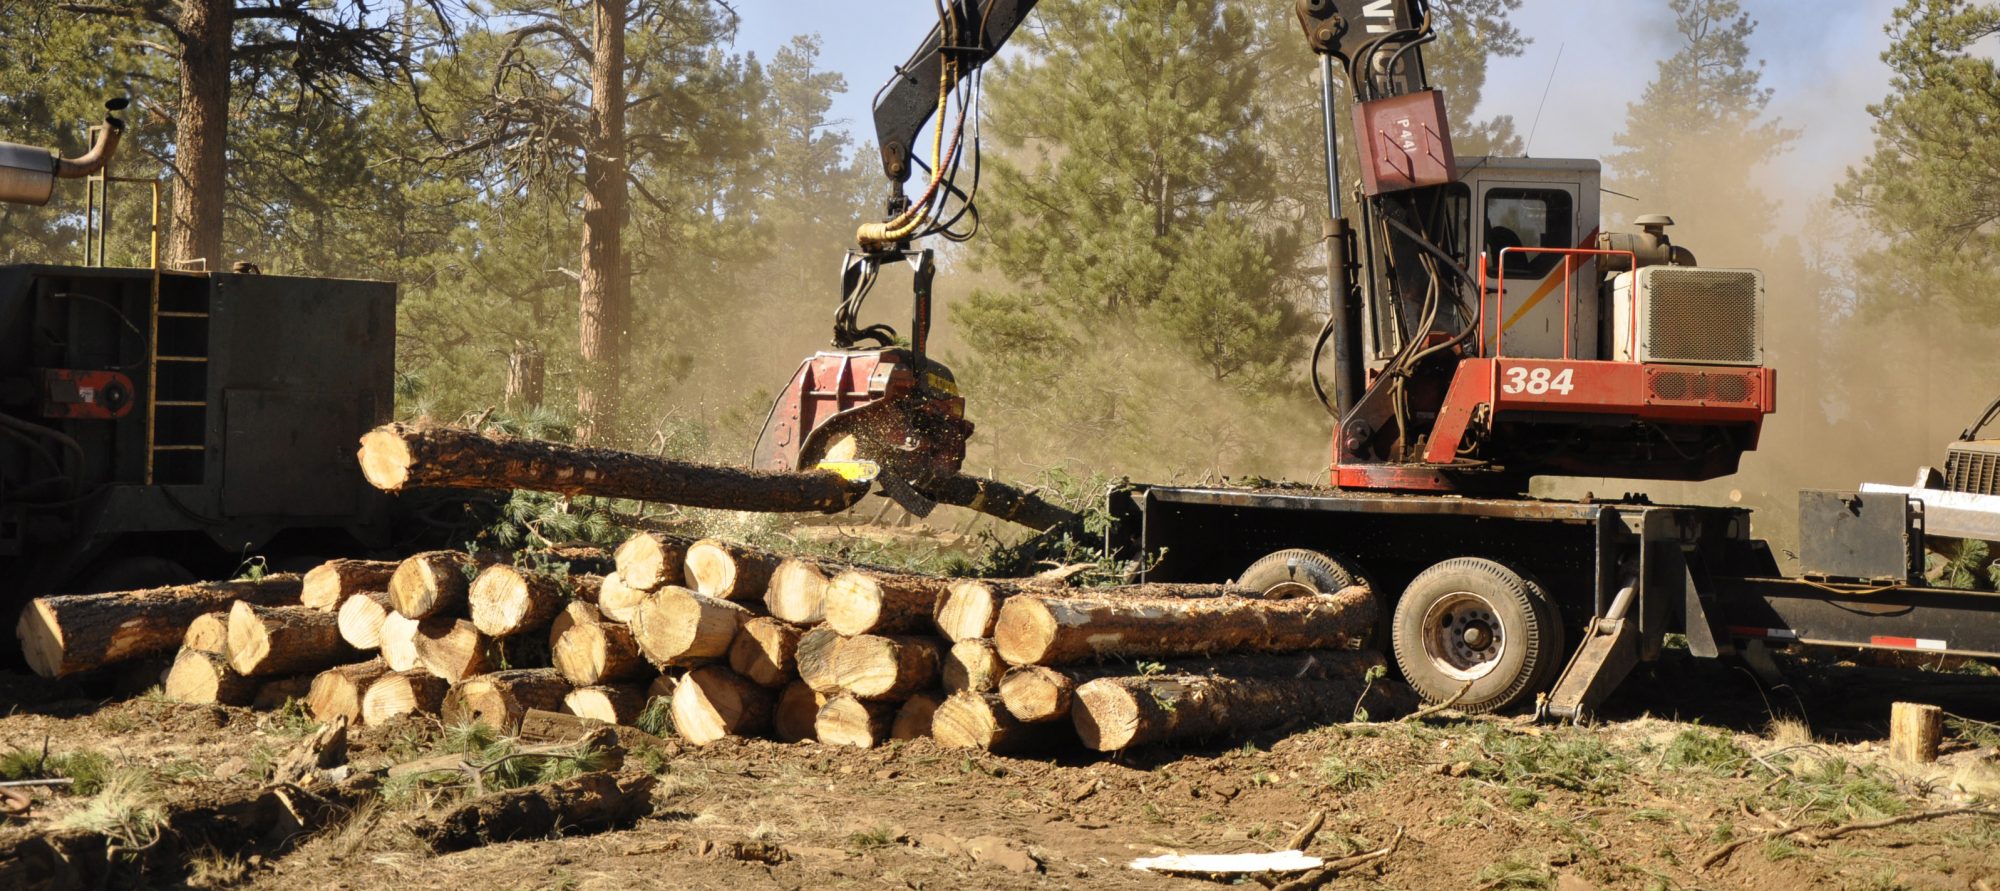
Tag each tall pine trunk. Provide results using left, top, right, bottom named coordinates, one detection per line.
left=576, top=0, right=630, bottom=444
left=171, top=0, right=231, bottom=267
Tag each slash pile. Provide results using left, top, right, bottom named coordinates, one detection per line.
left=13, top=533, right=1399, bottom=753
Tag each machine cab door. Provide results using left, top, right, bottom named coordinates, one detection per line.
left=1466, top=159, right=1602, bottom=361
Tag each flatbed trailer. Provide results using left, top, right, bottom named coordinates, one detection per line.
left=1107, top=483, right=2000, bottom=720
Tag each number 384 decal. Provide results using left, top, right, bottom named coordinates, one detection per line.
left=1501, top=365, right=1577, bottom=396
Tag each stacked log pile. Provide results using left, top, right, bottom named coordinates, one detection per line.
left=13, top=529, right=1400, bottom=752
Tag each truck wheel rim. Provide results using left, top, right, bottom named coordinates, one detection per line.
left=1421, top=591, right=1505, bottom=681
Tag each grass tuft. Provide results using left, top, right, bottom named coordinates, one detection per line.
left=0, top=746, right=115, bottom=795
left=1662, top=727, right=1749, bottom=776
left=60, top=767, right=166, bottom=848
left=634, top=695, right=675, bottom=737
left=1464, top=725, right=1627, bottom=797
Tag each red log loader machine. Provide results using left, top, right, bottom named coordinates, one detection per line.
left=760, top=0, right=2000, bottom=720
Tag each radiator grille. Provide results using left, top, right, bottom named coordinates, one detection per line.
left=1642, top=267, right=1762, bottom=365
left=1946, top=442, right=2000, bottom=496
left=1645, top=368, right=1760, bottom=406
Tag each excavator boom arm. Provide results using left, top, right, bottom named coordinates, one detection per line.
left=870, top=0, right=1038, bottom=185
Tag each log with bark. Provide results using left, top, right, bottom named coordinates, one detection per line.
left=613, top=532, right=692, bottom=591
left=183, top=611, right=229, bottom=655
left=993, top=585, right=1375, bottom=666
left=765, top=558, right=837, bottom=624
left=165, top=648, right=258, bottom=706
left=306, top=659, right=391, bottom=725
left=630, top=586, right=752, bottom=667
left=414, top=618, right=498, bottom=685
left=388, top=551, right=477, bottom=620
left=336, top=591, right=396, bottom=650
left=595, top=571, right=649, bottom=623
left=934, top=577, right=1071, bottom=641
left=16, top=575, right=303, bottom=678
left=227, top=601, right=356, bottom=677
left=442, top=668, right=572, bottom=733
left=998, top=650, right=1364, bottom=724
left=563, top=684, right=649, bottom=725
left=892, top=692, right=944, bottom=741
left=300, top=559, right=398, bottom=611
left=833, top=634, right=944, bottom=701
left=358, top=423, right=870, bottom=513
left=377, top=612, right=425, bottom=672
left=361, top=668, right=450, bottom=725
left=824, top=571, right=953, bottom=637
left=772, top=681, right=825, bottom=743
left=683, top=539, right=781, bottom=602
left=932, top=691, right=1065, bottom=754
left=794, top=626, right=845, bottom=694
left=727, top=617, right=801, bottom=688
left=944, top=639, right=1004, bottom=694
left=550, top=602, right=648, bottom=686
left=669, top=665, right=773, bottom=745
left=1070, top=652, right=1388, bottom=751
left=416, top=771, right=656, bottom=853
left=815, top=694, right=899, bottom=748
left=997, top=664, right=1106, bottom=724
left=469, top=565, right=598, bottom=638
left=915, top=473, right=1078, bottom=532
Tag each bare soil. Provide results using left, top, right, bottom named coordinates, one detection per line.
left=4, top=652, right=2000, bottom=890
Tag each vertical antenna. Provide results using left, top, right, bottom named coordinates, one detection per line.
left=1523, top=43, right=1565, bottom=157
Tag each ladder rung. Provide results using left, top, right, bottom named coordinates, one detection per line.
left=155, top=401, right=207, bottom=408
left=157, top=311, right=209, bottom=318
left=152, top=445, right=205, bottom=452
left=155, top=356, right=208, bottom=363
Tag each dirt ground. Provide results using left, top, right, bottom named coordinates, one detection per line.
left=5, top=651, right=2000, bottom=890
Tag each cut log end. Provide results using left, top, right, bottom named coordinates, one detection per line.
left=892, top=693, right=944, bottom=741
left=356, top=427, right=415, bottom=491
left=815, top=695, right=898, bottom=748
left=773, top=682, right=825, bottom=743
left=1070, top=680, right=1144, bottom=751
left=362, top=669, right=450, bottom=725
left=669, top=666, right=772, bottom=746
left=997, top=665, right=1076, bottom=723
left=165, top=648, right=256, bottom=706
left=766, top=559, right=832, bottom=625
left=17, top=600, right=64, bottom=679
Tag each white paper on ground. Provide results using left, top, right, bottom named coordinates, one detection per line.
left=1128, top=849, right=1324, bottom=874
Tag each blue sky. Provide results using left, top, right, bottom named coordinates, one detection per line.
left=729, top=0, right=1907, bottom=221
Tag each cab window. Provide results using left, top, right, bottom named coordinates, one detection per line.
left=1484, top=188, right=1574, bottom=278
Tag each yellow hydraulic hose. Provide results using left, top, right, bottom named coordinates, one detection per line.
left=857, top=3, right=960, bottom=249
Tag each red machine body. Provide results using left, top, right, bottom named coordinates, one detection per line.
left=752, top=347, right=972, bottom=484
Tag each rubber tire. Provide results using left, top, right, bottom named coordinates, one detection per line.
left=1391, top=557, right=1563, bottom=714
left=1235, top=548, right=1361, bottom=599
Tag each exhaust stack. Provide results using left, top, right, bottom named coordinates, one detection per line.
left=0, top=98, right=127, bottom=207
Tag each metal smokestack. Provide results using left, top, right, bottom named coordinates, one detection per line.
left=0, top=98, right=128, bottom=206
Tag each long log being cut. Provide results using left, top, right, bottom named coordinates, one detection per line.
left=683, top=539, right=781, bottom=602
left=442, top=668, right=571, bottom=732
left=993, top=585, right=1375, bottom=666
left=227, top=601, right=355, bottom=677
left=815, top=694, right=899, bottom=748
left=823, top=571, right=952, bottom=636
left=358, top=423, right=871, bottom=513
left=307, top=659, right=391, bottom=724
left=630, top=586, right=752, bottom=667
left=916, top=473, right=1078, bottom=531
left=301, top=559, right=398, bottom=610
left=833, top=634, right=943, bottom=700
left=165, top=648, right=258, bottom=706
left=388, top=551, right=477, bottom=620
left=362, top=668, right=450, bottom=724
left=613, top=533, right=692, bottom=591
left=469, top=565, right=597, bottom=637
left=766, top=558, right=837, bottom=625
left=17, top=575, right=303, bottom=678
left=670, top=665, right=772, bottom=745
left=1071, top=655, right=1389, bottom=752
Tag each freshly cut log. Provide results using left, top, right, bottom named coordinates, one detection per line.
left=378, top=612, right=424, bottom=671
left=358, top=422, right=870, bottom=513
left=630, top=586, right=751, bottom=667
left=415, top=618, right=495, bottom=684
left=564, top=684, right=648, bottom=724
left=183, top=611, right=229, bottom=655
left=164, top=648, right=257, bottom=705
left=301, top=559, right=397, bottom=610
left=442, top=668, right=571, bottom=732
left=668, top=665, right=772, bottom=745
left=932, top=691, right=1064, bottom=754
left=596, top=572, right=648, bottom=623
left=336, top=591, right=396, bottom=649
left=892, top=692, right=943, bottom=740
left=1070, top=652, right=1385, bottom=751
left=944, top=639, right=1003, bottom=694
left=361, top=669, right=450, bottom=724
left=683, top=539, right=781, bottom=602
left=795, top=626, right=844, bottom=694
left=388, top=551, right=476, bottom=620
left=1003, top=648, right=1373, bottom=724
left=833, top=634, right=943, bottom=701
left=765, top=559, right=836, bottom=624
left=916, top=473, right=1078, bottom=531
left=772, top=681, right=825, bottom=743
left=612, top=532, right=692, bottom=591
left=815, top=694, right=898, bottom=748
left=935, top=579, right=1011, bottom=642
left=550, top=602, right=647, bottom=686
left=252, top=676, right=314, bottom=711
left=17, top=575, right=304, bottom=678
left=306, top=659, right=391, bottom=725
left=823, top=571, right=952, bottom=636
left=470, top=565, right=598, bottom=638
left=727, top=617, right=801, bottom=688
left=994, top=585, right=1375, bottom=666
left=416, top=771, right=655, bottom=853
left=227, top=601, right=355, bottom=677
